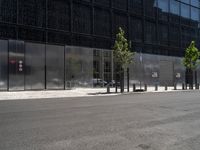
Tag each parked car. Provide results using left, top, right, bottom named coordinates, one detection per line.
left=92, top=79, right=107, bottom=87
left=109, top=80, right=120, bottom=86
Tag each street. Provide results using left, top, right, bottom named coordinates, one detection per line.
left=1, top=91, right=200, bottom=150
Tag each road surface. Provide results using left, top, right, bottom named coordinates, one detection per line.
left=1, top=91, right=200, bottom=150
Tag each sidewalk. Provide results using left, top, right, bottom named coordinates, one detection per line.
left=0, top=86, right=196, bottom=100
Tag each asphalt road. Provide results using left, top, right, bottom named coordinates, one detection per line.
left=1, top=91, right=200, bottom=150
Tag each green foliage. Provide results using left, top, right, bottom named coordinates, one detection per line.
left=113, top=27, right=134, bottom=69
left=183, top=41, right=200, bottom=70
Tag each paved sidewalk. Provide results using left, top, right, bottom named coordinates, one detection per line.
left=0, top=85, right=194, bottom=100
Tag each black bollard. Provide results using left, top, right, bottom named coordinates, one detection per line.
left=155, top=84, right=158, bottom=91
left=174, top=83, right=177, bottom=90
left=133, top=84, right=136, bottom=92
left=115, top=85, right=118, bottom=93
left=189, top=84, right=193, bottom=90
left=182, top=83, right=185, bottom=90
left=165, top=85, right=168, bottom=91
left=144, top=84, right=147, bottom=91
left=196, top=83, right=199, bottom=90
left=107, top=84, right=110, bottom=93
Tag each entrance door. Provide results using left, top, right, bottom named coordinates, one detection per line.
left=9, top=40, right=25, bottom=91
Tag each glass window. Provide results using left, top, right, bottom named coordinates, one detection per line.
left=158, top=0, right=169, bottom=21
left=94, top=37, right=111, bottom=49
left=158, top=0, right=168, bottom=12
left=159, top=24, right=168, bottom=45
left=129, top=17, right=143, bottom=42
left=129, top=0, right=143, bottom=14
left=72, top=34, right=92, bottom=47
left=144, top=0, right=157, bottom=18
left=18, top=0, right=45, bottom=27
left=181, top=0, right=190, bottom=4
left=181, top=26, right=191, bottom=48
left=48, top=0, right=70, bottom=31
left=18, top=28, right=46, bottom=42
left=94, top=0, right=110, bottom=6
left=113, top=13, right=128, bottom=37
left=73, top=3, right=92, bottom=34
left=191, top=7, right=199, bottom=21
left=94, top=8, right=111, bottom=37
left=170, top=0, right=179, bottom=15
left=191, top=0, right=199, bottom=6
left=181, top=3, right=190, bottom=18
left=169, top=24, right=179, bottom=47
left=0, top=0, right=17, bottom=23
left=0, top=24, right=16, bottom=39
left=112, top=0, right=127, bottom=10
left=144, top=21, right=156, bottom=44
left=48, top=32, right=71, bottom=45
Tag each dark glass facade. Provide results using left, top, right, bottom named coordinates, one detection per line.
left=0, top=0, right=199, bottom=56
left=0, top=0, right=200, bottom=90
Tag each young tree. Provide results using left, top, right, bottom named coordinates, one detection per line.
left=183, top=41, right=200, bottom=88
left=113, top=27, right=134, bottom=92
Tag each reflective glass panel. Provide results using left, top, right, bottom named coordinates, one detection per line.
left=25, top=43, right=45, bottom=90
left=65, top=46, right=93, bottom=88
left=191, top=0, right=199, bottom=6
left=9, top=40, right=25, bottom=91
left=46, top=45, right=64, bottom=90
left=191, top=6, right=199, bottom=21
left=0, top=40, right=8, bottom=91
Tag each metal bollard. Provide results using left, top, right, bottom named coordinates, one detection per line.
left=107, top=84, right=110, bottom=93
left=115, top=85, right=118, bottom=93
left=133, top=84, right=136, bottom=92
left=189, top=84, right=193, bottom=90
left=196, top=83, right=199, bottom=90
left=144, top=84, right=147, bottom=91
left=155, top=84, right=158, bottom=91
left=165, top=85, right=168, bottom=91
left=174, top=83, right=177, bottom=90
left=67, top=81, right=72, bottom=90
left=182, top=83, right=185, bottom=90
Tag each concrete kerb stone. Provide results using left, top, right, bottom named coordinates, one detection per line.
left=0, top=86, right=199, bottom=101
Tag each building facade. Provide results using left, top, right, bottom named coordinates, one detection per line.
left=0, top=0, right=200, bottom=91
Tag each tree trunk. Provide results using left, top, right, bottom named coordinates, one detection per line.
left=186, top=68, right=193, bottom=89
left=120, top=67, right=124, bottom=93
left=127, top=68, right=129, bottom=92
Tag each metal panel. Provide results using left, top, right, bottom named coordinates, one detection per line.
left=129, top=53, right=186, bottom=86
left=159, top=61, right=174, bottom=85
left=65, top=46, right=93, bottom=88
left=46, top=44, right=64, bottom=90
left=25, top=43, right=45, bottom=90
left=0, top=40, right=8, bottom=91
left=9, top=40, right=25, bottom=91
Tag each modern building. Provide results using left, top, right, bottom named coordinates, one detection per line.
left=0, top=0, right=199, bottom=91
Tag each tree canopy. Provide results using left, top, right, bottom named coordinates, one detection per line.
left=113, top=27, right=134, bottom=69
left=183, top=41, right=200, bottom=70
